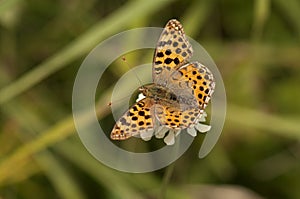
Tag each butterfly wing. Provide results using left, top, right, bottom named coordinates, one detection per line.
left=111, top=98, right=155, bottom=140
left=153, top=19, right=193, bottom=85
left=169, top=62, right=215, bottom=110
left=155, top=105, right=202, bottom=129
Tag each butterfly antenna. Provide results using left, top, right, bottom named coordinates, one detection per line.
left=122, top=56, right=144, bottom=87
left=107, top=93, right=135, bottom=107
left=108, top=56, right=144, bottom=107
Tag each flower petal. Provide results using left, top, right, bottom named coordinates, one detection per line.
left=164, top=130, right=175, bottom=145
left=140, top=129, right=154, bottom=141
left=136, top=93, right=146, bottom=102
left=187, top=127, right=197, bottom=137
left=174, top=129, right=181, bottom=137
left=198, top=112, right=207, bottom=122
left=155, top=126, right=169, bottom=139
left=195, top=123, right=211, bottom=133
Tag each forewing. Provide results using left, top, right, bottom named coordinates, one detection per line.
left=153, top=19, right=193, bottom=85
left=111, top=98, right=155, bottom=140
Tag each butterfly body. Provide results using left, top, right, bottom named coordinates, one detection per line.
left=110, top=19, right=215, bottom=141
left=140, top=84, right=179, bottom=105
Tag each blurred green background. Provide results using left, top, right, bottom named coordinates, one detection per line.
left=1, top=0, right=300, bottom=198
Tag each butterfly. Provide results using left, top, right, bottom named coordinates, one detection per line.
left=110, top=19, right=215, bottom=144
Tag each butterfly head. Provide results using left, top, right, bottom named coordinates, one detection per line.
left=138, top=83, right=155, bottom=97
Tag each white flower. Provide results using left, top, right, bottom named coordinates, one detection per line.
left=195, top=122, right=211, bottom=133
left=187, top=127, right=197, bottom=137
left=153, top=111, right=211, bottom=145
left=164, top=130, right=175, bottom=145
left=154, top=126, right=170, bottom=139
left=140, top=129, right=154, bottom=141
left=136, top=93, right=146, bottom=102
left=198, top=112, right=207, bottom=122
left=135, top=94, right=211, bottom=145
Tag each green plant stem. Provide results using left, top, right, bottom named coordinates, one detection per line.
left=159, top=134, right=181, bottom=199
left=160, top=162, right=176, bottom=199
